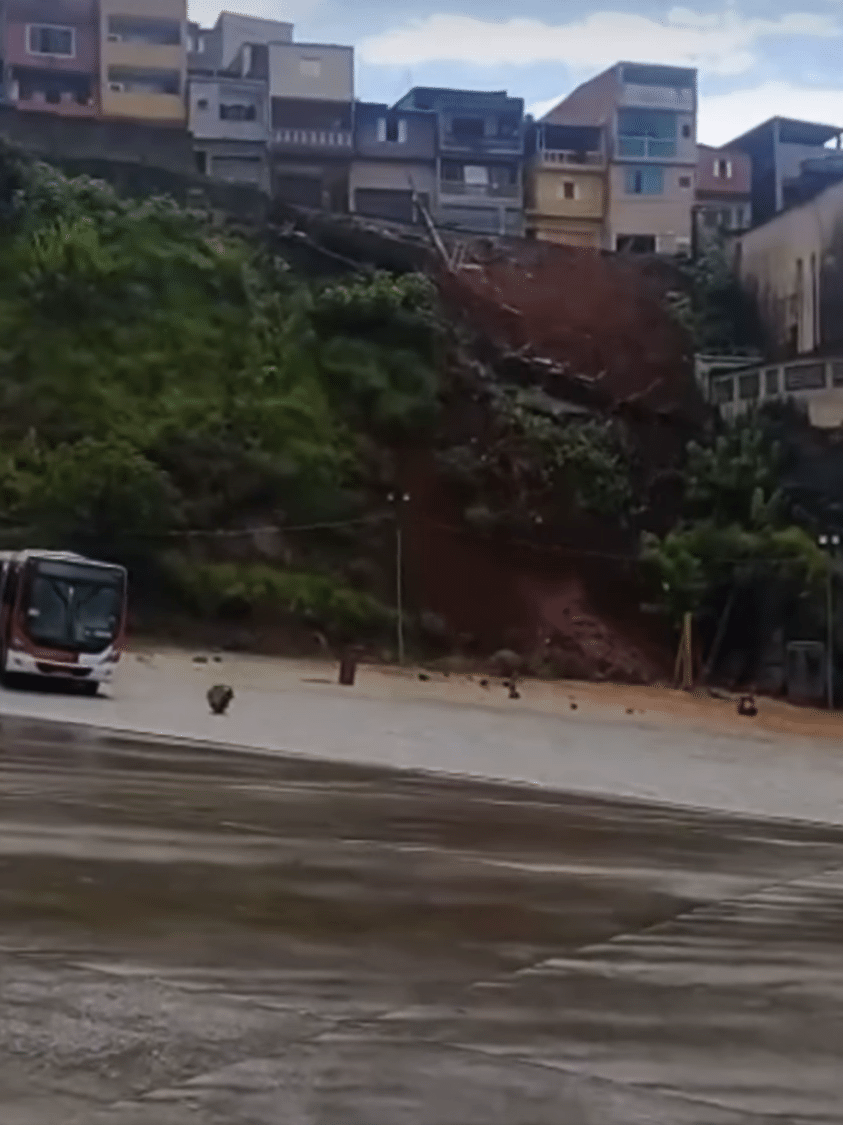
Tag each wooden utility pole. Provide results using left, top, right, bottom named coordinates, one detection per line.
left=673, top=611, right=695, bottom=691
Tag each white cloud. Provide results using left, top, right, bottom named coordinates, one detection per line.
left=359, top=8, right=838, bottom=77
left=698, top=80, right=843, bottom=144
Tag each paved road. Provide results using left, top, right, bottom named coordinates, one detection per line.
left=1, top=716, right=843, bottom=1123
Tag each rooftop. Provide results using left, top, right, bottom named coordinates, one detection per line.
left=728, top=116, right=843, bottom=149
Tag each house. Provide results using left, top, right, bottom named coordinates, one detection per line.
left=727, top=117, right=843, bottom=226
left=4, top=0, right=100, bottom=115
left=524, top=121, right=605, bottom=248
left=267, top=40, right=354, bottom=211
left=694, top=144, right=751, bottom=245
left=393, top=86, right=525, bottom=236
left=350, top=100, right=436, bottom=223
left=98, top=0, right=187, bottom=124
left=710, top=176, right=843, bottom=426
left=542, top=61, right=697, bottom=255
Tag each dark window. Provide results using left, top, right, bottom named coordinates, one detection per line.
left=220, top=103, right=256, bottom=121
left=45, top=89, right=61, bottom=104
left=784, top=363, right=826, bottom=391
left=441, top=160, right=462, bottom=181
left=386, top=117, right=399, bottom=142
left=451, top=116, right=484, bottom=141
left=625, top=165, right=663, bottom=194
left=764, top=368, right=779, bottom=395
left=681, top=123, right=691, bottom=138
left=196, top=98, right=208, bottom=109
left=832, top=362, right=843, bottom=387
left=711, top=376, right=734, bottom=404
left=738, top=372, right=760, bottom=401
left=616, top=234, right=657, bottom=253
left=194, top=150, right=207, bottom=174
left=497, top=114, right=518, bottom=137
left=28, top=25, right=73, bottom=56
left=563, top=181, right=575, bottom=199
left=679, top=175, right=691, bottom=187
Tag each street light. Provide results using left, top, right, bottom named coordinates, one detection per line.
left=818, top=533, right=840, bottom=709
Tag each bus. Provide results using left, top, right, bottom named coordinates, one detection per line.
left=0, top=550, right=127, bottom=694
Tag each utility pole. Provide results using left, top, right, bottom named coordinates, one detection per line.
left=388, top=492, right=410, bottom=664
left=818, top=533, right=840, bottom=709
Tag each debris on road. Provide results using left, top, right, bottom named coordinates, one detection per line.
left=207, top=684, right=234, bottom=715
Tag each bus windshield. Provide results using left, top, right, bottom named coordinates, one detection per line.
left=22, top=560, right=125, bottom=653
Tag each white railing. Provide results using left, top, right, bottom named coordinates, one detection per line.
left=272, top=127, right=352, bottom=148
left=536, top=149, right=603, bottom=166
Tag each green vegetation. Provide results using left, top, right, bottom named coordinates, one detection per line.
left=0, top=151, right=442, bottom=638
left=642, top=414, right=826, bottom=626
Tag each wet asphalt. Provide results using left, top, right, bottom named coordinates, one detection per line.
left=1, top=716, right=843, bottom=1123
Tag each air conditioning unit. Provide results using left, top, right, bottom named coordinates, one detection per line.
left=108, top=82, right=125, bottom=92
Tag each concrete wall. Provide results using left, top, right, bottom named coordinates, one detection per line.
left=217, top=13, right=291, bottom=68
left=542, top=67, right=618, bottom=127
left=189, top=76, right=267, bottom=142
left=354, top=104, right=436, bottom=162
left=607, top=162, right=693, bottom=252
left=736, top=182, right=843, bottom=356
left=349, top=158, right=435, bottom=203
left=267, top=42, right=352, bottom=103
left=529, top=165, right=605, bottom=222
left=0, top=101, right=194, bottom=167
left=5, top=12, right=98, bottom=72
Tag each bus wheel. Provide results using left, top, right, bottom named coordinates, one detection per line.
left=79, top=682, right=99, bottom=698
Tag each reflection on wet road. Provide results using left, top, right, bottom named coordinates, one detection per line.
left=1, top=717, right=842, bottom=1122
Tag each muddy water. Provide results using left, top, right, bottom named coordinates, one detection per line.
left=0, top=718, right=842, bottom=1123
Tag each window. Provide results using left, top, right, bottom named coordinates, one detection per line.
left=784, top=363, right=826, bottom=391
left=679, top=175, right=692, bottom=188
left=681, top=123, right=691, bottom=138
left=464, top=165, right=489, bottom=186
left=616, top=234, right=657, bottom=253
left=196, top=98, right=208, bottom=110
left=451, top=116, right=484, bottom=141
left=299, top=58, right=321, bottom=78
left=558, top=180, right=577, bottom=200
left=220, top=103, right=257, bottom=121
left=378, top=117, right=407, bottom=143
left=765, top=368, right=780, bottom=396
left=195, top=150, right=208, bottom=175
left=714, top=158, right=732, bottom=179
left=617, top=108, right=677, bottom=157
left=832, top=362, right=843, bottom=388
left=711, top=376, right=734, bottom=404
left=625, top=165, right=663, bottom=195
left=27, top=25, right=74, bottom=57
left=738, top=372, right=760, bottom=401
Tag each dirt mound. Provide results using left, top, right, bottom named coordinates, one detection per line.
left=440, top=240, right=701, bottom=420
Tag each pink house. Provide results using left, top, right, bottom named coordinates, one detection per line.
left=5, top=0, right=99, bottom=116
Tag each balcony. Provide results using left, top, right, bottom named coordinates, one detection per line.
left=617, top=136, right=676, bottom=159
left=103, top=40, right=182, bottom=71
left=439, top=132, right=522, bottom=156
left=619, top=83, right=694, bottom=111
left=272, top=126, right=352, bottom=151
left=438, top=179, right=520, bottom=200
left=536, top=148, right=604, bottom=168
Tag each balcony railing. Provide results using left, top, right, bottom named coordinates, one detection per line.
left=272, top=127, right=352, bottom=149
left=439, top=132, right=522, bottom=154
left=439, top=180, right=520, bottom=199
left=536, top=148, right=603, bottom=167
left=617, top=136, right=676, bottom=158
left=620, top=83, right=694, bottom=111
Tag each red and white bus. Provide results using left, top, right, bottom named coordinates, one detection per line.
left=0, top=550, right=127, bottom=694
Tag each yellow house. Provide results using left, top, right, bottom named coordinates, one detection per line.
left=526, top=123, right=606, bottom=248
left=100, top=0, right=187, bottom=123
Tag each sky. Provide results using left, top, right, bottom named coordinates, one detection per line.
left=187, top=0, right=843, bottom=145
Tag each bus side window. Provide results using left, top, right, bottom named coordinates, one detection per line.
left=2, top=566, right=18, bottom=606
